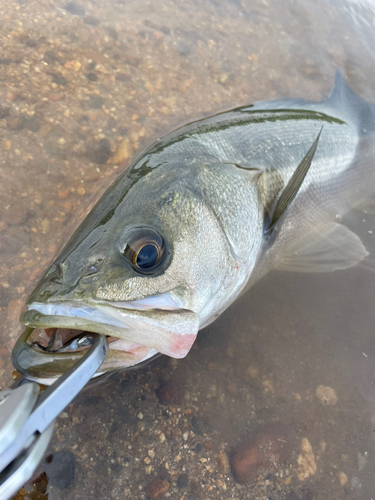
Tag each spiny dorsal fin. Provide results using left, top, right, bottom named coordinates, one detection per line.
left=265, top=127, right=322, bottom=238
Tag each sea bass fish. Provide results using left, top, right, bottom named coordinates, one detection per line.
left=16, top=71, right=375, bottom=382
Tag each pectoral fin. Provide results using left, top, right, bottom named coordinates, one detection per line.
left=259, top=166, right=284, bottom=213
left=264, top=127, right=322, bottom=239
left=277, top=222, right=369, bottom=273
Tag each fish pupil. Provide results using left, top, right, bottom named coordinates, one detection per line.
left=136, top=244, right=159, bottom=268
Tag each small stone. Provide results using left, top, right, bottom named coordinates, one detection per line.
left=230, top=424, right=293, bottom=484
left=40, top=218, right=51, bottom=234
left=0, top=107, right=10, bottom=119
left=112, top=138, right=131, bottom=164
left=44, top=451, right=76, bottom=489
left=148, top=450, right=155, bottom=458
left=158, top=467, right=170, bottom=481
left=64, top=2, right=85, bottom=16
left=191, top=416, right=211, bottom=436
left=145, top=478, right=169, bottom=499
left=44, top=50, right=60, bottom=64
left=77, top=186, right=86, bottom=196
left=7, top=115, right=24, bottom=131
left=156, top=379, right=182, bottom=405
left=138, top=412, right=144, bottom=420
left=136, top=420, right=146, bottom=432
left=88, top=95, right=105, bottom=109
left=315, top=385, right=338, bottom=405
left=115, top=73, right=130, bottom=82
left=247, top=366, right=258, bottom=378
left=338, top=471, right=348, bottom=486
left=158, top=433, right=166, bottom=443
left=50, top=73, right=68, bottom=86
left=145, top=466, right=153, bottom=475
left=85, top=138, right=111, bottom=164
left=23, top=115, right=41, bottom=133
left=296, top=438, right=317, bottom=481
left=106, top=26, right=118, bottom=40
left=48, top=93, right=63, bottom=102
left=217, top=452, right=229, bottom=475
left=64, top=60, right=81, bottom=71
left=182, top=431, right=189, bottom=441
left=84, top=16, right=100, bottom=26
left=227, top=383, right=238, bottom=394
left=86, top=73, right=98, bottom=82
left=262, top=379, right=275, bottom=394
left=177, top=473, right=188, bottom=488
left=218, top=73, right=229, bottom=84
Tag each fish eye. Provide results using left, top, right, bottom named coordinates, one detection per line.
left=121, top=227, right=165, bottom=273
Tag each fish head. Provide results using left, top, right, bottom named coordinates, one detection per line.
left=20, top=158, right=251, bottom=377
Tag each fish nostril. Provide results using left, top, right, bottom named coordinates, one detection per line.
left=86, top=265, right=98, bottom=275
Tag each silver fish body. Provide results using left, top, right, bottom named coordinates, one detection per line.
left=18, top=71, right=375, bottom=381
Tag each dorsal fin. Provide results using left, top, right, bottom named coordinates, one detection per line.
left=326, top=70, right=368, bottom=115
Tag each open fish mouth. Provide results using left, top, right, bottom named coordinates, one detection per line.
left=17, top=294, right=200, bottom=383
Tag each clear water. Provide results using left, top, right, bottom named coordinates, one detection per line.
left=1, top=0, right=375, bottom=498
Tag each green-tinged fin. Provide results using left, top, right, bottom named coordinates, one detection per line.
left=264, top=127, right=322, bottom=238
left=276, top=222, right=369, bottom=273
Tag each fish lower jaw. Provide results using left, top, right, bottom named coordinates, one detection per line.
left=21, top=298, right=200, bottom=360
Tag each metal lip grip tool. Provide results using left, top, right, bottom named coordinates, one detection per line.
left=0, top=331, right=108, bottom=500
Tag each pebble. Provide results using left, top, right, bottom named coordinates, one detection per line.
left=112, top=138, right=131, bottom=164
left=115, top=73, right=131, bottom=82
left=86, top=73, right=98, bottom=82
left=88, top=95, right=105, bottom=109
left=217, top=452, right=230, bottom=475
left=84, top=16, right=100, bottom=26
left=50, top=73, right=68, bottom=86
left=230, top=424, right=292, bottom=484
left=177, top=473, right=189, bottom=488
left=145, top=478, right=170, bottom=499
left=23, top=115, right=41, bottom=133
left=156, top=378, right=182, bottom=405
left=85, top=138, right=111, bottom=164
left=0, top=107, right=10, bottom=119
left=106, top=26, right=119, bottom=40
left=7, top=115, right=24, bottom=131
left=315, top=385, right=338, bottom=405
left=338, top=471, right=348, bottom=486
left=296, top=438, right=316, bottom=481
left=64, top=2, right=85, bottom=16
left=44, top=451, right=76, bottom=489
left=191, top=416, right=211, bottom=436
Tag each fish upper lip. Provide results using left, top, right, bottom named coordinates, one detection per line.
left=21, top=297, right=200, bottom=359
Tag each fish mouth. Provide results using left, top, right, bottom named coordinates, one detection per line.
left=19, top=293, right=200, bottom=382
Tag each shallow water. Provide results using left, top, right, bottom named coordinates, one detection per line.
left=1, top=0, right=375, bottom=498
